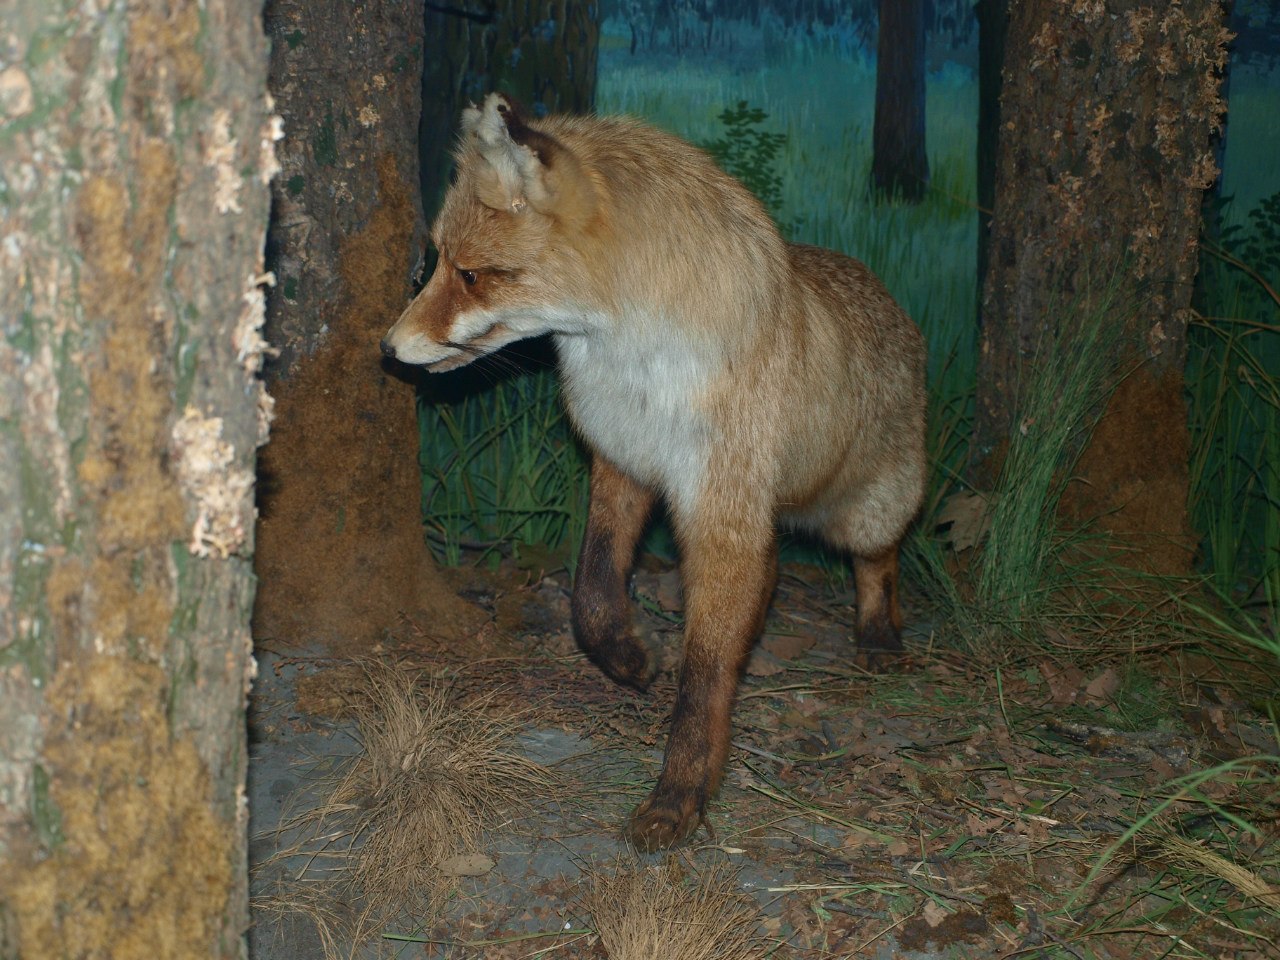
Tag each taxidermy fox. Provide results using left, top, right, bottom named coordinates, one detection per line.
left=382, top=94, right=926, bottom=850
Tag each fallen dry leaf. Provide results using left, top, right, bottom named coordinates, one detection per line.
left=437, top=853, right=495, bottom=877
left=1039, top=660, right=1085, bottom=706
left=759, top=630, right=817, bottom=661
left=936, top=491, right=992, bottom=552
left=1083, top=667, right=1120, bottom=706
left=922, top=900, right=949, bottom=927
left=745, top=648, right=788, bottom=677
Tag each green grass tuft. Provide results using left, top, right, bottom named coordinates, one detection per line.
left=975, top=278, right=1131, bottom=621
left=418, top=350, right=587, bottom=569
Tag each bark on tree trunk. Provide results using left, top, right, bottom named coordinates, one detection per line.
left=0, top=2, right=274, bottom=955
left=420, top=0, right=600, bottom=219
left=872, top=0, right=929, bottom=202
left=255, top=0, right=482, bottom=647
left=975, top=0, right=1230, bottom=575
left=976, top=0, right=1009, bottom=307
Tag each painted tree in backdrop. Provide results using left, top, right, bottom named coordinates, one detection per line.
left=0, top=1, right=274, bottom=954
left=872, top=0, right=929, bottom=201
left=975, top=0, right=1230, bottom=574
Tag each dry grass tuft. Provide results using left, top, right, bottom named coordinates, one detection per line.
left=577, top=857, right=764, bottom=960
left=256, top=659, right=553, bottom=956
left=254, top=883, right=349, bottom=958
left=1155, top=832, right=1280, bottom=914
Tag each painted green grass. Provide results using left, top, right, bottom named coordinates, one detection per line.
left=1189, top=186, right=1280, bottom=610
left=1220, top=65, right=1280, bottom=226
left=418, top=351, right=587, bottom=569
left=1187, top=66, right=1280, bottom=609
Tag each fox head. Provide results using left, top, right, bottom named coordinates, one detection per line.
left=381, top=93, right=601, bottom=371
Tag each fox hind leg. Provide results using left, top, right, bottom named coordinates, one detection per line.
left=818, top=478, right=915, bottom=669
left=571, top=454, right=657, bottom=689
left=852, top=546, right=905, bottom=661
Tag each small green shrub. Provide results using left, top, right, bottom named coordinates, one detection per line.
left=699, top=100, right=788, bottom=227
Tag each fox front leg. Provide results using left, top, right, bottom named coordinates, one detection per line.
left=626, top=507, right=777, bottom=851
left=571, top=455, right=657, bottom=689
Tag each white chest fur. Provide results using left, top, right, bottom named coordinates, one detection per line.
left=555, top=322, right=716, bottom=515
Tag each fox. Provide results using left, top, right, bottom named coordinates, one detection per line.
left=381, top=93, right=927, bottom=851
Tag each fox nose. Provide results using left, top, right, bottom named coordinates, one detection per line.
left=379, top=338, right=397, bottom=360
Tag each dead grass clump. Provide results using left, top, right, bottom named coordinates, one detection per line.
left=254, top=883, right=349, bottom=959
left=577, top=857, right=763, bottom=960
left=1155, top=832, right=1280, bottom=914
left=258, top=659, right=552, bottom=954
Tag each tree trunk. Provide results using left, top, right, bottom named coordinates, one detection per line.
left=255, top=0, right=482, bottom=647
left=975, top=0, right=1009, bottom=309
left=975, top=0, right=1230, bottom=575
left=1, top=2, right=273, bottom=956
left=872, top=0, right=929, bottom=201
left=420, top=0, right=600, bottom=219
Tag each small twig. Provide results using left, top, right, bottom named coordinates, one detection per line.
left=822, top=899, right=886, bottom=919
left=897, top=875, right=989, bottom=908
left=731, top=738, right=791, bottom=765
left=382, top=927, right=594, bottom=947
left=954, top=793, right=1065, bottom=828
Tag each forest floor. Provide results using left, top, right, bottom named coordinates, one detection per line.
left=247, top=554, right=1279, bottom=960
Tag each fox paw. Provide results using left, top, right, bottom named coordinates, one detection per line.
left=853, top=640, right=910, bottom=674
left=855, top=621, right=907, bottom=673
left=594, top=635, right=658, bottom=690
left=624, top=788, right=704, bottom=852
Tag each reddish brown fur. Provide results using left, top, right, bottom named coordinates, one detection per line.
left=570, top=457, right=657, bottom=689
left=853, top=549, right=905, bottom=669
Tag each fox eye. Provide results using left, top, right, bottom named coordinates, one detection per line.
left=459, top=269, right=477, bottom=286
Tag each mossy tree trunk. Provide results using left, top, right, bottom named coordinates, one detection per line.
left=974, top=0, right=1229, bottom=575
left=872, top=0, right=929, bottom=201
left=255, top=0, right=482, bottom=647
left=1, top=1, right=274, bottom=955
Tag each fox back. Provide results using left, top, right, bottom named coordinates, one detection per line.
left=383, top=94, right=926, bottom=850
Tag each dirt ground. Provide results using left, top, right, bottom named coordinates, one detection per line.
left=247, top=553, right=1279, bottom=959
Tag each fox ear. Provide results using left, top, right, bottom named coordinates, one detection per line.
left=460, top=93, right=595, bottom=224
